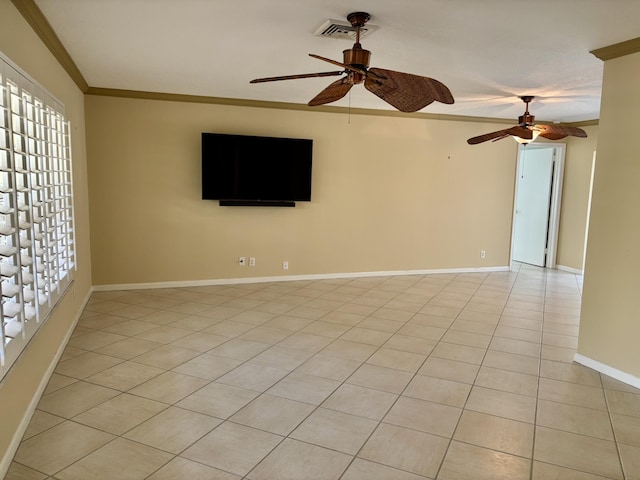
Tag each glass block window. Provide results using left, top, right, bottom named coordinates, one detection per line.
left=0, top=51, right=75, bottom=381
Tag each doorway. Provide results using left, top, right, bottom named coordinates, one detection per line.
left=511, top=143, right=565, bottom=268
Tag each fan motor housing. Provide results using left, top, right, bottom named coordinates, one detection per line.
left=343, top=47, right=371, bottom=69
left=519, top=113, right=535, bottom=126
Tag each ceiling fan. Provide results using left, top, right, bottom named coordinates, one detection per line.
left=250, top=12, right=454, bottom=113
left=467, top=96, right=587, bottom=145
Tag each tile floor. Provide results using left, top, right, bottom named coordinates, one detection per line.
left=6, top=264, right=640, bottom=479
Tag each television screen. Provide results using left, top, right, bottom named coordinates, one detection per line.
left=202, top=133, right=313, bottom=205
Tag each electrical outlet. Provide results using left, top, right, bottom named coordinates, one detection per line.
left=480, top=250, right=486, bottom=259
left=249, top=257, right=256, bottom=267
left=239, top=256, right=246, bottom=266
left=282, top=260, right=289, bottom=270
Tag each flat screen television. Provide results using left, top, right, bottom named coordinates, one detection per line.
left=202, top=132, right=313, bottom=207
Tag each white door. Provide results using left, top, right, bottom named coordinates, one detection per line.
left=512, top=146, right=555, bottom=266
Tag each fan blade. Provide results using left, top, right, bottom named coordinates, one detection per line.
left=536, top=124, right=588, bottom=140
left=364, top=68, right=454, bottom=112
left=250, top=71, right=344, bottom=83
left=308, top=78, right=353, bottom=107
left=309, top=54, right=367, bottom=75
left=467, top=129, right=515, bottom=145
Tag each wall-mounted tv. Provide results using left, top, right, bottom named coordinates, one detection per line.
left=202, top=132, right=313, bottom=207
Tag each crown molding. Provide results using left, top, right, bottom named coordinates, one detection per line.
left=591, top=36, right=640, bottom=61
left=11, top=0, right=89, bottom=92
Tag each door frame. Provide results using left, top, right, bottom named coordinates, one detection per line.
left=510, top=143, right=566, bottom=269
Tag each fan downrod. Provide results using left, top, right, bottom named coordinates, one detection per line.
left=519, top=96, right=535, bottom=126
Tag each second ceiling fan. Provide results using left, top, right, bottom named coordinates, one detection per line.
left=467, top=96, right=588, bottom=145
left=250, top=12, right=454, bottom=113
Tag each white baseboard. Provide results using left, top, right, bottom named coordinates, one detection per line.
left=0, top=286, right=94, bottom=479
left=556, top=264, right=584, bottom=275
left=92, top=266, right=511, bottom=291
left=574, top=353, right=640, bottom=390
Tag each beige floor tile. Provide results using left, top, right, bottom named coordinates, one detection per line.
left=263, top=314, right=314, bottom=331
left=43, top=373, right=78, bottom=395
left=438, top=440, right=530, bottom=480
left=169, top=314, right=224, bottom=331
left=247, top=438, right=351, bottom=480
left=183, top=422, right=282, bottom=476
left=341, top=458, right=429, bottom=480
left=239, top=325, right=294, bottom=344
left=403, top=374, right=471, bottom=407
left=55, top=437, right=173, bottom=480
left=249, top=345, right=313, bottom=370
left=124, top=406, right=220, bottom=453
left=73, top=393, right=167, bottom=435
left=542, top=344, right=578, bottom=363
left=366, top=347, right=426, bottom=372
left=538, top=377, right=607, bottom=410
left=147, top=456, right=241, bottom=480
left=133, top=345, right=201, bottom=370
left=85, top=361, right=164, bottom=390
left=418, top=356, right=479, bottom=384
left=299, top=320, right=351, bottom=338
left=383, top=334, right=436, bottom=355
left=230, top=394, right=314, bottom=435
left=340, top=327, right=394, bottom=346
left=466, top=386, right=537, bottom=423
left=169, top=332, right=229, bottom=352
left=320, top=339, right=378, bottom=361
left=397, top=323, right=446, bottom=341
left=207, top=338, right=270, bottom=360
left=229, top=310, right=276, bottom=325
left=454, top=410, right=534, bottom=457
left=358, top=423, right=448, bottom=478
left=409, top=313, right=453, bottom=328
left=494, top=325, right=542, bottom=343
left=450, top=318, right=496, bottom=335
left=295, top=353, right=362, bottom=381
left=475, top=366, right=538, bottom=397
left=266, top=371, right=340, bottom=404
left=319, top=310, right=366, bottom=326
left=4, top=462, right=49, bottom=480
left=135, top=325, right=194, bottom=343
left=537, top=399, right=614, bottom=440
left=535, top=426, right=624, bottom=479
left=441, top=329, right=492, bottom=349
left=37, top=381, right=120, bottom=418
left=217, top=362, right=288, bottom=392
left=54, top=351, right=123, bottom=379
left=347, top=363, right=413, bottom=394
left=13, top=421, right=114, bottom=475
left=67, top=330, right=128, bottom=351
left=357, top=317, right=405, bottom=333
left=384, top=396, right=461, bottom=437
left=481, top=350, right=539, bottom=376
left=172, top=353, right=243, bottom=380
left=619, top=443, right=640, bottom=480
left=532, top=461, right=613, bottom=480
left=177, top=381, right=259, bottom=418
left=323, top=383, right=397, bottom=420
left=602, top=375, right=640, bottom=394
left=22, top=410, right=65, bottom=440
left=101, top=318, right=158, bottom=336
left=611, top=413, right=640, bottom=446
left=489, top=336, right=541, bottom=358
left=431, top=342, right=486, bottom=365
left=605, top=388, right=640, bottom=417
left=137, top=310, right=188, bottom=325
left=95, top=337, right=161, bottom=360
left=128, top=371, right=209, bottom=404
left=290, top=407, right=377, bottom=454
left=202, top=320, right=256, bottom=337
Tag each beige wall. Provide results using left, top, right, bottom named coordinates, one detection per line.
left=0, top=1, right=91, bottom=468
left=85, top=95, right=528, bottom=286
left=556, top=126, right=599, bottom=270
left=578, top=51, right=640, bottom=378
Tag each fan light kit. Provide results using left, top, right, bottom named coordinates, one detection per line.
left=251, top=12, right=454, bottom=112
left=467, top=96, right=588, bottom=145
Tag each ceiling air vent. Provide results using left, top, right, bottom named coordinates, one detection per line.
left=314, top=19, right=379, bottom=41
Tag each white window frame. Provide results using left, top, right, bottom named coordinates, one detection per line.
left=0, top=51, right=76, bottom=381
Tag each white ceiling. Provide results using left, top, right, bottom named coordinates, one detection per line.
left=34, top=0, right=640, bottom=122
